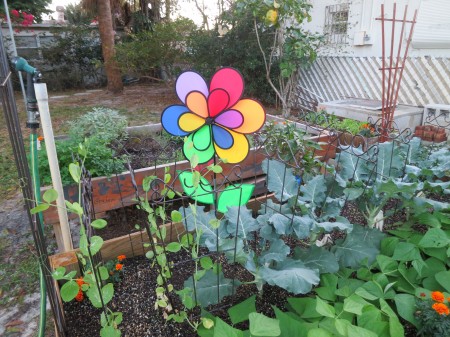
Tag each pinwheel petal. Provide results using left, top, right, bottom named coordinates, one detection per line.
left=176, top=71, right=209, bottom=104
left=208, top=89, right=230, bottom=118
left=183, top=127, right=215, bottom=164
left=210, top=68, right=244, bottom=109
left=230, top=99, right=266, bottom=134
left=214, top=110, right=244, bottom=129
left=179, top=113, right=205, bottom=132
left=186, top=91, right=208, bottom=118
left=214, top=129, right=249, bottom=164
left=192, top=125, right=212, bottom=151
left=212, top=125, right=233, bottom=149
left=161, top=105, right=190, bottom=136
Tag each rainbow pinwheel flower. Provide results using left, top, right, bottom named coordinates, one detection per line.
left=161, top=68, right=266, bottom=164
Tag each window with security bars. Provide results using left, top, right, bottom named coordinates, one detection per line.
left=324, top=3, right=349, bottom=45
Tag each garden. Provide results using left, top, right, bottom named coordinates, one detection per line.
left=0, top=1, right=449, bottom=337
left=27, top=68, right=450, bottom=337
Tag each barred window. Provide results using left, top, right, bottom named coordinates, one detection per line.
left=324, top=4, right=349, bottom=45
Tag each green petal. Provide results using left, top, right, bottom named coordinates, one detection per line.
left=183, top=127, right=215, bottom=164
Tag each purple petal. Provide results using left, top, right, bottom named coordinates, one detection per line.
left=214, top=110, right=244, bottom=129
left=176, top=71, right=209, bottom=104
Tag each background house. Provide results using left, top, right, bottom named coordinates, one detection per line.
left=296, top=0, right=450, bottom=109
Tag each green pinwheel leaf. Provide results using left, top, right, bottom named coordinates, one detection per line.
left=217, top=184, right=254, bottom=213
left=87, top=283, right=114, bottom=308
left=213, top=317, right=243, bottom=337
left=179, top=171, right=214, bottom=204
left=375, top=142, right=405, bottom=178
left=394, top=294, right=419, bottom=328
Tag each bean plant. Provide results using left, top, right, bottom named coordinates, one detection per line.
left=32, top=140, right=122, bottom=337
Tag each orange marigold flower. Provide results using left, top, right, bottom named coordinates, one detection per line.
left=115, top=263, right=123, bottom=271
left=431, top=291, right=445, bottom=303
left=37, top=136, right=44, bottom=141
left=432, top=302, right=450, bottom=315
left=75, top=277, right=84, bottom=287
left=75, top=290, right=84, bottom=302
left=117, top=255, right=126, bottom=262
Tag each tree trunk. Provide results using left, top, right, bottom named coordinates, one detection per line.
left=97, top=0, right=123, bottom=94
left=149, top=0, right=161, bottom=22
left=165, top=0, right=170, bottom=20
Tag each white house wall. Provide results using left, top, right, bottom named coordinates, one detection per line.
left=296, top=1, right=450, bottom=108
left=296, top=56, right=450, bottom=108
left=304, top=0, right=450, bottom=57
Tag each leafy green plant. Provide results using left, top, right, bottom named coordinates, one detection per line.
left=32, top=140, right=122, bottom=337
left=260, top=120, right=323, bottom=174
left=39, top=108, right=128, bottom=186
left=38, top=137, right=126, bottom=186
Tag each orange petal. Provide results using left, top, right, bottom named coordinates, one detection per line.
left=230, top=99, right=265, bottom=134
left=186, top=91, right=208, bottom=118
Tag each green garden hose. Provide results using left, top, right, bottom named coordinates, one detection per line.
left=30, top=132, right=47, bottom=337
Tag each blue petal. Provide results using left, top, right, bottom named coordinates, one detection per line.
left=161, top=105, right=190, bottom=136
left=212, top=125, right=234, bottom=149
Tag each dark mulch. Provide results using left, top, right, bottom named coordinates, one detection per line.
left=63, top=249, right=299, bottom=337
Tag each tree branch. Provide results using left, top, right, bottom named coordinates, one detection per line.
left=254, top=18, right=285, bottom=109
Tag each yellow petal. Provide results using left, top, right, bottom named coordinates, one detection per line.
left=179, top=113, right=205, bottom=132
left=214, top=129, right=249, bottom=164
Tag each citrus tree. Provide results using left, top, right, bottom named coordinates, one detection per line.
left=235, top=0, right=321, bottom=116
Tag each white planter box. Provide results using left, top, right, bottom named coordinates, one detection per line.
left=318, top=99, right=423, bottom=131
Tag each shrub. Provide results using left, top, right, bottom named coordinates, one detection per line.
left=68, top=107, right=128, bottom=145
left=41, top=24, right=104, bottom=90
left=115, top=18, right=196, bottom=79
